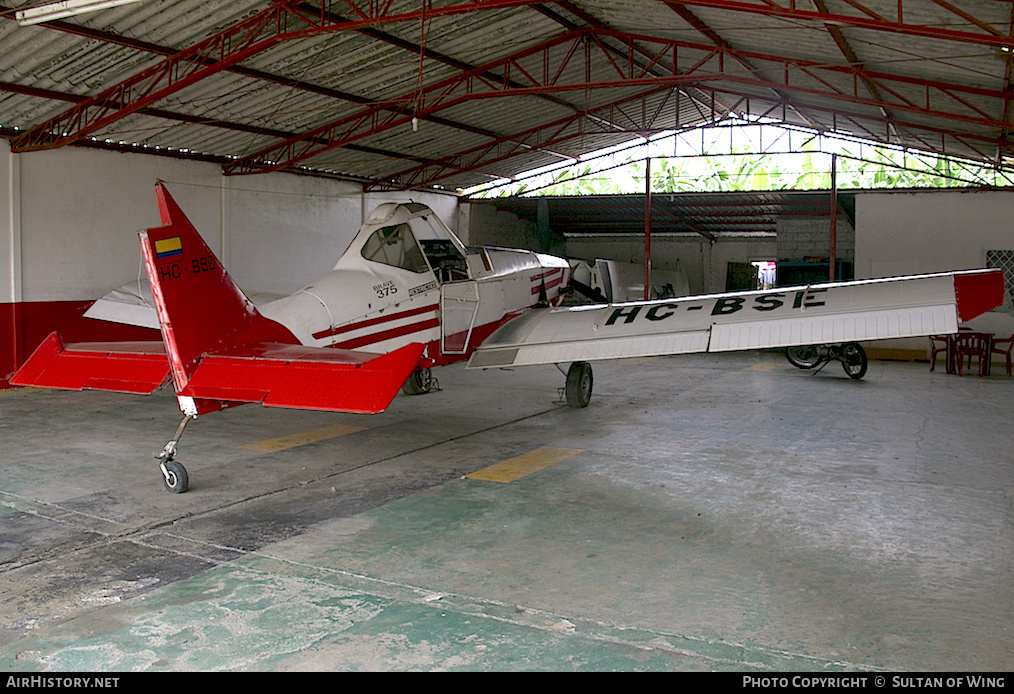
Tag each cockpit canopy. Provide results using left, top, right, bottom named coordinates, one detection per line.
left=350, top=203, right=470, bottom=282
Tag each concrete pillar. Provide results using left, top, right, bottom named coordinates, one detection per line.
left=1, top=142, right=21, bottom=384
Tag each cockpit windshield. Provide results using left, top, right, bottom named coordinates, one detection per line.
left=356, top=204, right=471, bottom=282
left=408, top=215, right=469, bottom=282
left=361, top=223, right=430, bottom=274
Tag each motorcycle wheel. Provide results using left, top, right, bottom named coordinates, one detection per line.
left=840, top=342, right=868, bottom=380
left=785, top=345, right=822, bottom=369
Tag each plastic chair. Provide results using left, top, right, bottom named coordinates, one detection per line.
left=990, top=333, right=1014, bottom=376
left=953, top=333, right=987, bottom=376
left=928, top=335, right=949, bottom=372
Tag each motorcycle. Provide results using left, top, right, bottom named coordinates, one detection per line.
left=784, top=342, right=868, bottom=380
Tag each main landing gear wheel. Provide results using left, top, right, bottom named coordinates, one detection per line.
left=565, top=361, right=593, bottom=408
left=402, top=368, right=436, bottom=395
left=841, top=342, right=868, bottom=380
left=160, top=460, right=189, bottom=494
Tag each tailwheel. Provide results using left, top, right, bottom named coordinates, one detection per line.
left=155, top=412, right=195, bottom=493
left=160, top=459, right=189, bottom=494
left=402, top=368, right=437, bottom=395
left=565, top=361, right=593, bottom=408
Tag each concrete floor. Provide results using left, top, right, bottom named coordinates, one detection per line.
left=0, top=350, right=1011, bottom=672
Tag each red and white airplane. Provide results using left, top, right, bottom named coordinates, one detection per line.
left=9, top=183, right=1004, bottom=493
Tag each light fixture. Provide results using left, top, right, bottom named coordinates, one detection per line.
left=16, top=0, right=144, bottom=26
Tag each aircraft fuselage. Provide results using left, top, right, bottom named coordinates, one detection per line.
left=255, top=202, right=570, bottom=371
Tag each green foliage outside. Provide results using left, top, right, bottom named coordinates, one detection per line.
left=468, top=139, right=1014, bottom=198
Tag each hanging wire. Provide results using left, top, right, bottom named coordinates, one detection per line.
left=412, top=0, right=432, bottom=129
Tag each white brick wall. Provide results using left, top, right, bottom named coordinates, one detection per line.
left=776, top=216, right=854, bottom=262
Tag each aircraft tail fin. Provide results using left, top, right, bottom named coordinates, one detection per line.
left=141, top=182, right=297, bottom=391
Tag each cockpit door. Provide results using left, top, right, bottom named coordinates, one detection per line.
left=440, top=281, right=480, bottom=354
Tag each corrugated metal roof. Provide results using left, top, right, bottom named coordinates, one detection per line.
left=1, top=0, right=1012, bottom=191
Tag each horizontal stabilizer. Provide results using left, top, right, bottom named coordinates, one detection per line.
left=10, top=332, right=169, bottom=394
left=468, top=270, right=1004, bottom=369
left=179, top=342, right=425, bottom=414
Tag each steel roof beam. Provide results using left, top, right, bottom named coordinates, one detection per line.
left=331, top=2, right=586, bottom=123
left=369, top=85, right=685, bottom=190
left=662, top=0, right=1014, bottom=49
left=998, top=3, right=1014, bottom=164
left=662, top=1, right=824, bottom=131
left=0, top=1, right=522, bottom=149
left=534, top=2, right=726, bottom=133
left=808, top=0, right=898, bottom=142
left=10, top=0, right=1013, bottom=184
left=227, top=28, right=718, bottom=175
left=224, top=27, right=1014, bottom=175
left=382, top=82, right=1014, bottom=192
left=691, top=84, right=1012, bottom=159
left=0, top=79, right=435, bottom=168
left=8, top=0, right=548, bottom=153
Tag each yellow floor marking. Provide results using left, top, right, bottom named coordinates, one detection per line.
left=746, top=363, right=779, bottom=371
left=466, top=446, right=583, bottom=483
left=241, top=423, right=367, bottom=453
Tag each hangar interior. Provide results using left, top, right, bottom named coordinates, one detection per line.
left=1, top=0, right=1013, bottom=671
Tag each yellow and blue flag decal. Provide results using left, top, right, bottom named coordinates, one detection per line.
left=155, top=236, right=183, bottom=261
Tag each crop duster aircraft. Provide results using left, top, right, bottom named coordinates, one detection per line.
left=9, top=184, right=1004, bottom=493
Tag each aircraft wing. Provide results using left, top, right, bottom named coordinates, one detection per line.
left=82, top=277, right=284, bottom=330
left=467, top=269, right=1004, bottom=369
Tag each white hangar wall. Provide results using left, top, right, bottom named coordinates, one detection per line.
left=13, top=146, right=223, bottom=302
left=855, top=189, right=1014, bottom=358
left=0, top=141, right=457, bottom=383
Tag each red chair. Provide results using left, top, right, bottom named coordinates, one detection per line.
left=953, top=333, right=988, bottom=376
left=990, top=333, right=1014, bottom=376
left=928, top=335, right=949, bottom=372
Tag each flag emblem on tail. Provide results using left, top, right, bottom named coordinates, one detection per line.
left=155, top=236, right=183, bottom=261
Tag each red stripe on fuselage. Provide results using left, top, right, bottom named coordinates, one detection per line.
left=312, top=304, right=439, bottom=340
left=530, top=276, right=564, bottom=295
left=329, top=318, right=440, bottom=350
left=529, top=268, right=564, bottom=292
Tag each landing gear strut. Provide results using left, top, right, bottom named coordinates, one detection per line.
left=156, top=413, right=194, bottom=493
